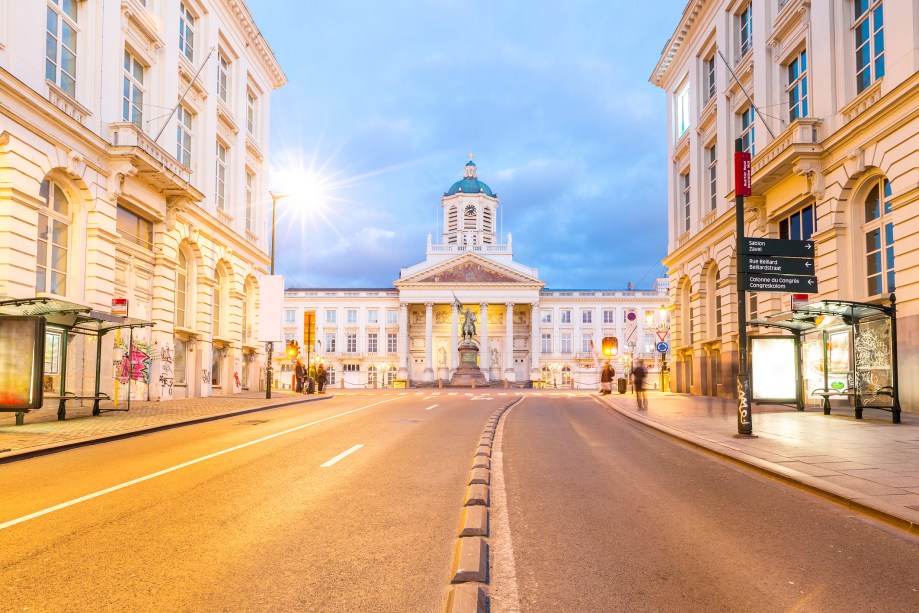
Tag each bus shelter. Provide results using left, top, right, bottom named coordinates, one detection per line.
left=749, top=296, right=900, bottom=423
left=0, top=297, right=154, bottom=425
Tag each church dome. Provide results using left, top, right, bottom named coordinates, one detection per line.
left=444, top=160, right=495, bottom=197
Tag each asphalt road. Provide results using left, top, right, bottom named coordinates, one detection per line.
left=0, top=391, right=501, bottom=612
left=492, top=395, right=919, bottom=612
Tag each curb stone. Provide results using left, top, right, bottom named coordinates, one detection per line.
left=445, top=585, right=488, bottom=613
left=450, top=537, right=488, bottom=583
left=459, top=505, right=488, bottom=537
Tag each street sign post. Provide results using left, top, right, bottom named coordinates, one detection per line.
left=656, top=341, right=669, bottom=353
left=739, top=255, right=815, bottom=276
left=740, top=274, right=817, bottom=292
left=740, top=237, right=814, bottom=257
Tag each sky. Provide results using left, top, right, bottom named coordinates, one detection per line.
left=246, top=0, right=688, bottom=291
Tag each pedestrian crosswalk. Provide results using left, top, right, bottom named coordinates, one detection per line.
left=334, top=390, right=595, bottom=398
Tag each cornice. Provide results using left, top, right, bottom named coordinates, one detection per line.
left=649, top=0, right=707, bottom=88
left=225, top=0, right=288, bottom=89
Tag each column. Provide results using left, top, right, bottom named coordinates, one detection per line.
left=450, top=302, right=459, bottom=376
left=479, top=302, right=489, bottom=379
left=423, top=302, right=435, bottom=382
left=505, top=303, right=515, bottom=381
left=530, top=303, right=540, bottom=381
left=397, top=302, right=409, bottom=380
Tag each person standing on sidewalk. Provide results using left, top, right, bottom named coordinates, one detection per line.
left=295, top=358, right=306, bottom=393
left=600, top=361, right=614, bottom=395
left=632, top=359, right=648, bottom=409
left=316, top=364, right=328, bottom=394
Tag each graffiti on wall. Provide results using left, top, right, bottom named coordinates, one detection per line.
left=114, top=338, right=154, bottom=400
left=159, top=343, right=174, bottom=398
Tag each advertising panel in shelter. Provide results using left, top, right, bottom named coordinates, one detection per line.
left=0, top=316, right=46, bottom=411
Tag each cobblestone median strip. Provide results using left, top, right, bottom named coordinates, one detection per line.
left=444, top=394, right=523, bottom=613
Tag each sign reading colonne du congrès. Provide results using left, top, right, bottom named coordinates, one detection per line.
left=739, top=237, right=818, bottom=293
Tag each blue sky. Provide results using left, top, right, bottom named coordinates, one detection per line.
left=247, top=0, right=687, bottom=290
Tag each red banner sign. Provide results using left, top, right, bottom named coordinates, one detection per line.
left=734, top=151, right=752, bottom=196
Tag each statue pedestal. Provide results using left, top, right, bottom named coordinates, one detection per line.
left=450, top=341, right=488, bottom=387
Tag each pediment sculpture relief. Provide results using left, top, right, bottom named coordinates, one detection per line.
left=420, top=262, right=521, bottom=283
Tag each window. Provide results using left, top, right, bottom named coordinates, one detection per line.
left=739, top=3, right=753, bottom=57
left=246, top=91, right=257, bottom=135
left=748, top=293, right=758, bottom=321
left=179, top=3, right=195, bottom=62
left=343, top=364, right=360, bottom=372
left=387, top=309, right=398, bottom=324
left=176, top=251, right=188, bottom=328
left=328, top=366, right=336, bottom=386
left=368, top=310, right=378, bottom=324
left=541, top=333, right=552, bottom=354
left=704, top=55, right=716, bottom=101
left=561, top=366, right=571, bottom=387
left=242, top=285, right=253, bottom=344
left=787, top=49, right=808, bottom=121
left=325, top=333, right=336, bottom=353
left=212, top=285, right=221, bottom=339
left=116, top=205, right=153, bottom=249
left=603, top=309, right=615, bottom=324
left=706, top=144, right=717, bottom=211
left=681, top=171, right=691, bottom=232
left=582, top=310, right=593, bottom=324
left=387, top=332, right=397, bottom=353
left=675, top=83, right=690, bottom=137
left=560, top=310, right=571, bottom=324
left=715, top=293, right=723, bottom=337
left=864, top=178, right=894, bottom=296
left=326, top=309, right=336, bottom=324
left=217, top=52, right=229, bottom=103
left=854, top=0, right=885, bottom=94
left=368, top=333, right=378, bottom=354
left=176, top=105, right=193, bottom=167
left=740, top=106, right=755, bottom=156
left=245, top=172, right=254, bottom=232
left=285, top=310, right=295, bottom=324
left=541, top=311, right=552, bottom=324
left=36, top=179, right=69, bottom=295
left=211, top=346, right=221, bottom=385
left=346, top=333, right=357, bottom=353
left=346, top=309, right=357, bottom=324
left=215, top=142, right=227, bottom=210
left=779, top=204, right=815, bottom=240
left=582, top=333, right=593, bottom=353
left=122, top=51, right=144, bottom=127
left=46, top=0, right=78, bottom=97
left=284, top=332, right=294, bottom=343
left=561, top=333, right=572, bottom=354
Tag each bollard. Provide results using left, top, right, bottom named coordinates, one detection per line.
left=504, top=379, right=508, bottom=389
left=439, top=378, right=443, bottom=389
left=472, top=380, right=476, bottom=390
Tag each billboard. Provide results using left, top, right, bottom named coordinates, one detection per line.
left=0, top=316, right=46, bottom=411
left=258, top=275, right=284, bottom=343
left=750, top=336, right=798, bottom=403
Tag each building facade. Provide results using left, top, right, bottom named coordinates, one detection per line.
left=0, top=1, right=286, bottom=400
left=282, top=161, right=670, bottom=389
left=650, top=0, right=919, bottom=409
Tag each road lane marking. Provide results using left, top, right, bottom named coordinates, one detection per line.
left=0, top=398, right=398, bottom=531
left=320, top=444, right=363, bottom=467
left=424, top=404, right=439, bottom=411
left=491, top=397, right=522, bottom=611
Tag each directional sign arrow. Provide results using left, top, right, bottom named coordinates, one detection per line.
left=739, top=274, right=818, bottom=293
left=739, top=255, right=816, bottom=276
left=740, top=237, right=814, bottom=258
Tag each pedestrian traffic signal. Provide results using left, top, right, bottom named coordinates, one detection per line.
left=601, top=336, right=618, bottom=357
left=286, top=340, right=299, bottom=358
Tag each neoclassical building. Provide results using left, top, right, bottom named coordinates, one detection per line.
left=0, top=1, right=285, bottom=400
left=650, top=0, right=919, bottom=409
left=282, top=161, right=670, bottom=389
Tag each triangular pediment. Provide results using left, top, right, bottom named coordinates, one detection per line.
left=397, top=253, right=541, bottom=286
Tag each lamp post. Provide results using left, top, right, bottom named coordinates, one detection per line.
left=265, top=191, right=290, bottom=399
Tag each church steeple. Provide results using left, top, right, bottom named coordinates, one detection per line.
left=440, top=158, right=499, bottom=247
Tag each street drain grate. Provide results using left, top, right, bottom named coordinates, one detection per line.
left=236, top=419, right=269, bottom=426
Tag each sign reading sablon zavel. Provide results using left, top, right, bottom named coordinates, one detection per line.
left=738, top=237, right=818, bottom=293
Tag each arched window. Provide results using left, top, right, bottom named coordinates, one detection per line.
left=863, top=177, right=894, bottom=297
left=705, top=265, right=719, bottom=340
left=176, top=250, right=188, bottom=328
left=367, top=365, right=377, bottom=386
left=36, top=179, right=70, bottom=295
left=561, top=366, right=571, bottom=387
left=541, top=365, right=551, bottom=385
left=679, top=278, right=691, bottom=347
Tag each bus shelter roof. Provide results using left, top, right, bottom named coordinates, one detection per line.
left=750, top=299, right=892, bottom=333
left=0, top=297, right=154, bottom=334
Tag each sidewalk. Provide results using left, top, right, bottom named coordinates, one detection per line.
left=602, top=391, right=919, bottom=535
left=0, top=391, right=330, bottom=461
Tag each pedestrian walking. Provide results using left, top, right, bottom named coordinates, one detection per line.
left=632, top=359, right=648, bottom=409
left=295, top=358, right=305, bottom=393
left=317, top=364, right=328, bottom=394
left=600, top=361, right=615, bottom=395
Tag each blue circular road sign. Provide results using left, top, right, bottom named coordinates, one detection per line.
left=656, top=341, right=669, bottom=353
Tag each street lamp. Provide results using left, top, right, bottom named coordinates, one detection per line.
left=265, top=191, right=290, bottom=399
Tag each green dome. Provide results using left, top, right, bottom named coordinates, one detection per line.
left=445, top=178, right=495, bottom=197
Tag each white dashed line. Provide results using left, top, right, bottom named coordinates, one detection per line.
left=321, top=444, right=364, bottom=467
left=424, top=404, right=439, bottom=411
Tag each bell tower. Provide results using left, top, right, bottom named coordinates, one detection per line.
left=440, top=156, right=499, bottom=247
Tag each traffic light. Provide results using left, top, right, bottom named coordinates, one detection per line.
left=601, top=336, right=618, bottom=357
left=286, top=340, right=299, bottom=358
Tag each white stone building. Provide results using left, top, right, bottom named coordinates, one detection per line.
left=650, top=0, right=919, bottom=410
left=0, top=0, right=285, bottom=401
left=282, top=161, right=670, bottom=389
